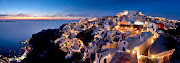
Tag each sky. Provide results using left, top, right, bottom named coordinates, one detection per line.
left=0, top=0, right=180, bottom=20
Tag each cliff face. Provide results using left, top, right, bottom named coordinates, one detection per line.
left=12, top=23, right=91, bottom=63
left=16, top=25, right=67, bottom=63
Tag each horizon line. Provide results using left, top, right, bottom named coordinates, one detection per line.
left=0, top=16, right=92, bottom=20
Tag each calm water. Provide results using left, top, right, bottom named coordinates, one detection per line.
left=0, top=20, right=77, bottom=58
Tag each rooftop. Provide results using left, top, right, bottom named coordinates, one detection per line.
left=149, top=36, right=169, bottom=55
left=125, top=32, right=153, bottom=50
left=109, top=51, right=137, bottom=63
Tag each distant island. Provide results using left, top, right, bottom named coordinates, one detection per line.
left=0, top=21, right=16, bottom=22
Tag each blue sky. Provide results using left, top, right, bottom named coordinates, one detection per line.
left=0, top=0, right=179, bottom=20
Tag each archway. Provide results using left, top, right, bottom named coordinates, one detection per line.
left=104, top=59, right=107, bottom=63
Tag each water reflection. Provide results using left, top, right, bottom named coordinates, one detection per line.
left=0, top=20, right=77, bottom=58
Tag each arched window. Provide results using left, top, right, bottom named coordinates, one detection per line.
left=124, top=42, right=126, bottom=45
left=123, top=47, right=125, bottom=51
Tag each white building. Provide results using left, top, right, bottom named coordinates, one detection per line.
left=125, top=32, right=154, bottom=55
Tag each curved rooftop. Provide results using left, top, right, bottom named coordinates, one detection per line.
left=148, top=36, right=168, bottom=55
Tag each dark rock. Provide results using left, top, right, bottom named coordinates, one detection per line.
left=18, top=25, right=67, bottom=63
left=76, top=28, right=94, bottom=46
left=65, top=52, right=83, bottom=63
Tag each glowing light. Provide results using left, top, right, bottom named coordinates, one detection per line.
left=132, top=50, right=136, bottom=54
left=21, top=56, right=25, bottom=59
left=115, top=26, right=120, bottom=30
left=108, top=54, right=111, bottom=57
left=152, top=55, right=155, bottom=58
left=137, top=53, right=141, bottom=59
left=78, top=50, right=81, bottom=52
left=135, top=30, right=139, bottom=34
left=124, top=11, right=128, bottom=15
left=93, top=61, right=96, bottom=63
left=134, top=22, right=143, bottom=25
left=65, top=35, right=69, bottom=38
left=120, top=30, right=124, bottom=33
left=151, top=39, right=154, bottom=44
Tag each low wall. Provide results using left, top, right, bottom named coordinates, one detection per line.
left=134, top=35, right=154, bottom=55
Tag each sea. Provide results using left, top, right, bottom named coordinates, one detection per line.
left=0, top=20, right=77, bottom=58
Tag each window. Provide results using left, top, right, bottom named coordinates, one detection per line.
left=109, top=22, right=113, bottom=25
left=123, top=47, right=125, bottom=51
left=124, top=42, right=126, bottom=45
left=81, top=25, right=84, bottom=28
left=113, top=38, right=119, bottom=42
left=115, top=32, right=121, bottom=35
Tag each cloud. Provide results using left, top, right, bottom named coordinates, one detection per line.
left=51, top=13, right=63, bottom=17
left=13, top=13, right=31, bottom=17
left=46, top=13, right=91, bottom=17
left=0, top=13, right=32, bottom=17
left=0, top=13, right=92, bottom=20
left=0, top=14, right=8, bottom=16
left=65, top=13, right=90, bottom=17
left=66, top=13, right=76, bottom=17
left=0, top=12, right=92, bottom=17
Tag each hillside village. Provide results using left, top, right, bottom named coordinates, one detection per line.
left=54, top=10, right=180, bottom=63
left=7, top=10, right=180, bottom=63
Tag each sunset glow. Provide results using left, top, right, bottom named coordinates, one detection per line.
left=0, top=16, right=88, bottom=20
